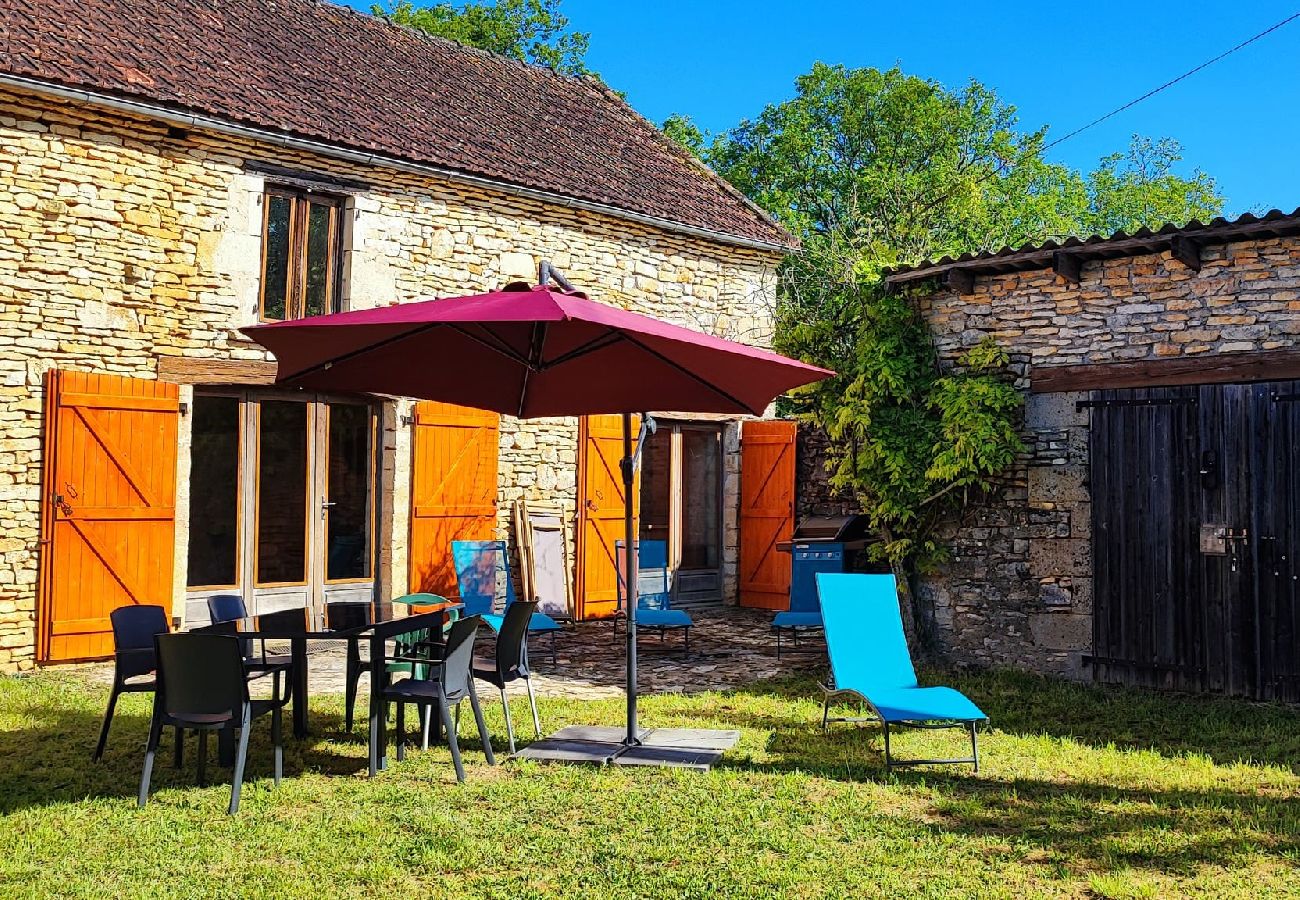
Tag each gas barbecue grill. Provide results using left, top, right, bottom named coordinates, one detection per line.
left=773, top=515, right=874, bottom=656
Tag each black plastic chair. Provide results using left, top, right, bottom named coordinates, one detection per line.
left=93, top=605, right=171, bottom=761
left=472, top=600, right=541, bottom=754
left=380, top=615, right=495, bottom=783
left=207, top=594, right=294, bottom=679
left=326, top=602, right=374, bottom=731
left=138, top=633, right=283, bottom=815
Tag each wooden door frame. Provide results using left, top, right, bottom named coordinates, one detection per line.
left=638, top=420, right=726, bottom=603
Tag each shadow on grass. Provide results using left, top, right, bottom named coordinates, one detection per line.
left=703, top=668, right=1300, bottom=772
left=0, top=699, right=379, bottom=815
left=698, top=671, right=1300, bottom=879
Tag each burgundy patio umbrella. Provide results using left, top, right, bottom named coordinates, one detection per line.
left=242, top=277, right=831, bottom=750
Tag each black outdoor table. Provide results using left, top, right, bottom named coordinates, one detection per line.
left=194, top=602, right=460, bottom=767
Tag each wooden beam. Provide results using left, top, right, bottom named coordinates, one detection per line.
left=1031, top=348, right=1300, bottom=393
left=157, top=357, right=278, bottom=385
left=1170, top=234, right=1202, bottom=271
left=1052, top=250, right=1081, bottom=284
left=945, top=267, right=975, bottom=295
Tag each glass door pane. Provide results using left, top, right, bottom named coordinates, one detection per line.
left=680, top=428, right=721, bottom=570
left=187, top=396, right=240, bottom=588
left=639, top=427, right=672, bottom=545
left=256, top=400, right=309, bottom=585
left=325, top=402, right=373, bottom=580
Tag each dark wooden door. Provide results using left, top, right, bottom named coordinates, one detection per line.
left=1089, top=381, right=1300, bottom=699
left=1251, top=382, right=1300, bottom=702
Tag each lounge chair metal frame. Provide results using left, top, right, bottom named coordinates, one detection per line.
left=819, top=684, right=980, bottom=773
left=817, top=572, right=986, bottom=775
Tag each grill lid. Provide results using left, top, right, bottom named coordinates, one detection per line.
left=791, top=514, right=870, bottom=541
left=775, top=514, right=874, bottom=553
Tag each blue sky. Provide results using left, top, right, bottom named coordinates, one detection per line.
left=348, top=2, right=1300, bottom=216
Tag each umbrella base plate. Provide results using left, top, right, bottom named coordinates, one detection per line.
left=514, top=727, right=739, bottom=771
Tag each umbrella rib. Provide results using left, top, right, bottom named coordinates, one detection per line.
left=538, top=332, right=624, bottom=370
left=516, top=322, right=547, bottom=418
left=446, top=324, right=536, bottom=370
left=617, top=332, right=757, bottom=414
left=279, top=321, right=448, bottom=383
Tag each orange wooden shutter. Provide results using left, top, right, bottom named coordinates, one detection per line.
left=37, top=370, right=180, bottom=662
left=738, top=419, right=796, bottom=610
left=408, top=401, right=500, bottom=598
left=574, top=414, right=639, bottom=620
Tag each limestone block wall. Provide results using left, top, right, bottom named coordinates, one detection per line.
left=0, top=86, right=780, bottom=672
left=910, top=236, right=1300, bottom=676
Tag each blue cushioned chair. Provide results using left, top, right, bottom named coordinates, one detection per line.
left=771, top=580, right=824, bottom=658
left=452, top=540, right=562, bottom=664
left=817, top=572, right=987, bottom=773
left=615, top=540, right=693, bottom=653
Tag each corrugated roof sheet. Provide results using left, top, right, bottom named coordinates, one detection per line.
left=884, top=208, right=1300, bottom=285
left=0, top=0, right=793, bottom=249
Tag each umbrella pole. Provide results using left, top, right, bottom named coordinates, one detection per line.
left=621, top=412, right=639, bottom=746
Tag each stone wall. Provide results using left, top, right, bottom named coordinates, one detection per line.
left=910, top=236, right=1300, bottom=676
left=0, top=86, right=780, bottom=672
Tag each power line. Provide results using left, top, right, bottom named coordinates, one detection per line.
left=1044, top=11, right=1300, bottom=152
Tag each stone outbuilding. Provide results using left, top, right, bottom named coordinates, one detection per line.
left=0, top=1, right=804, bottom=672
left=884, top=210, right=1300, bottom=700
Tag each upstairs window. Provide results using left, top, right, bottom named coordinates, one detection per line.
left=259, top=187, right=344, bottom=321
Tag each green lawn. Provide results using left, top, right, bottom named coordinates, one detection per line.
left=2, top=667, right=1298, bottom=899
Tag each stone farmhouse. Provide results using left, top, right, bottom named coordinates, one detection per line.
left=886, top=212, right=1300, bottom=701
left=0, top=0, right=803, bottom=673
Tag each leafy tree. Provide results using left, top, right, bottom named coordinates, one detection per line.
left=661, top=113, right=709, bottom=158
left=375, top=0, right=591, bottom=75
left=1082, top=135, right=1223, bottom=235
left=696, top=64, right=1224, bottom=644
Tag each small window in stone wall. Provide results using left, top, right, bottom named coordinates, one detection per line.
left=259, top=186, right=345, bottom=321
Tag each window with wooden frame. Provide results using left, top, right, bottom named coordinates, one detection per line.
left=259, top=187, right=345, bottom=322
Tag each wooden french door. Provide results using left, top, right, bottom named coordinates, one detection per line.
left=638, top=422, right=725, bottom=605
left=738, top=420, right=796, bottom=610
left=38, top=371, right=180, bottom=662
left=185, top=391, right=378, bottom=622
left=408, top=401, right=500, bottom=599
left=575, top=415, right=639, bottom=620
left=1089, top=381, right=1300, bottom=700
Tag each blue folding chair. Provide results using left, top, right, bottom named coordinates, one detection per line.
left=817, top=572, right=987, bottom=773
left=615, top=540, right=693, bottom=653
left=451, top=540, right=562, bottom=664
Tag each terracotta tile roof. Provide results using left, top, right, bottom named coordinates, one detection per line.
left=0, top=0, right=793, bottom=250
left=884, top=208, right=1300, bottom=286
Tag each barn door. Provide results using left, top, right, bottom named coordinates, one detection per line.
left=738, top=419, right=795, bottom=609
left=1251, top=382, right=1300, bottom=702
left=1089, top=381, right=1300, bottom=699
left=38, top=370, right=179, bottom=662
left=575, top=414, right=639, bottom=620
left=1088, top=387, right=1205, bottom=691
left=408, top=402, right=499, bottom=598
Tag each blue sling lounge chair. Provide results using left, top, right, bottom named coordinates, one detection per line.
left=817, top=572, right=987, bottom=773
left=452, top=540, right=563, bottom=665
left=615, top=540, right=693, bottom=653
